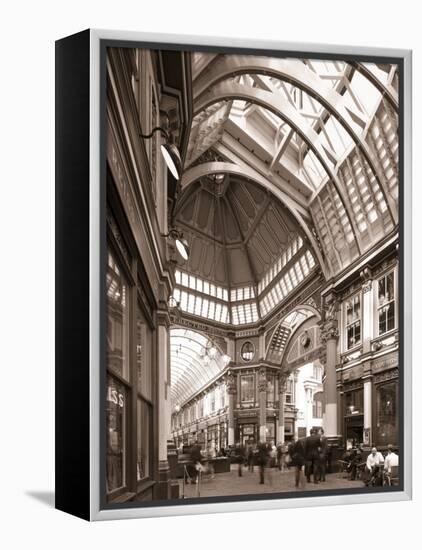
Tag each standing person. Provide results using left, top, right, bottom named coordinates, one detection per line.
left=318, top=428, right=328, bottom=482
left=288, top=437, right=306, bottom=488
left=246, top=438, right=255, bottom=473
left=304, top=428, right=321, bottom=484
left=257, top=441, right=269, bottom=484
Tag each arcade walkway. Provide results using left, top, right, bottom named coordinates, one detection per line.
left=179, top=465, right=365, bottom=499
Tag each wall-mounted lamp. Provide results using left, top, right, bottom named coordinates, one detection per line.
left=140, top=126, right=182, bottom=180
left=164, top=228, right=190, bottom=261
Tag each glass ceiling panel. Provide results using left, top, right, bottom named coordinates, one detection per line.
left=170, top=328, right=228, bottom=406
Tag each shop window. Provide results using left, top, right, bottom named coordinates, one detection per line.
left=265, top=422, right=275, bottom=443
left=106, top=375, right=127, bottom=493
left=378, top=271, right=396, bottom=335
left=240, top=374, right=255, bottom=403
left=345, top=293, right=361, bottom=349
left=344, top=388, right=363, bottom=416
left=107, top=252, right=130, bottom=380
left=137, top=399, right=152, bottom=481
left=376, top=382, right=398, bottom=446
left=266, top=374, right=275, bottom=405
left=136, top=301, right=152, bottom=400
left=285, top=376, right=294, bottom=403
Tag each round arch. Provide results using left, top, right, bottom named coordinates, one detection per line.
left=265, top=304, right=321, bottom=364
left=194, top=82, right=397, bottom=227
left=170, top=327, right=228, bottom=406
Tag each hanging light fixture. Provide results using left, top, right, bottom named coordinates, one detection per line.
left=139, top=126, right=182, bottom=181
left=163, top=228, right=190, bottom=261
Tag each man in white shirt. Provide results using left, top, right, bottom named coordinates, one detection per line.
left=365, top=447, right=384, bottom=486
left=384, top=444, right=399, bottom=474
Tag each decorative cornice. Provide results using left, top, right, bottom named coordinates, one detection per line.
left=373, top=368, right=399, bottom=384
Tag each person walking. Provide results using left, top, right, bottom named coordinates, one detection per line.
left=304, top=428, right=321, bottom=484
left=236, top=443, right=246, bottom=477
left=246, top=438, right=255, bottom=473
left=288, top=437, right=306, bottom=488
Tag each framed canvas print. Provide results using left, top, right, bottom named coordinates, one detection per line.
left=55, top=29, right=412, bottom=521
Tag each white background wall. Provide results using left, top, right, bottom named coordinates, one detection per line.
left=0, top=0, right=420, bottom=547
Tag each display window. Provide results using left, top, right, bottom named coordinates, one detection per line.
left=240, top=374, right=255, bottom=403
left=377, top=271, right=396, bottom=335
left=345, top=293, right=361, bottom=349
left=107, top=252, right=130, bottom=380
left=375, top=381, right=398, bottom=446
left=106, top=375, right=127, bottom=493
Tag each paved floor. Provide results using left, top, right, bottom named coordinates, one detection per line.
left=179, top=464, right=365, bottom=499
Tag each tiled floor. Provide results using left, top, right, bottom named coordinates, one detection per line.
left=179, top=464, right=365, bottom=499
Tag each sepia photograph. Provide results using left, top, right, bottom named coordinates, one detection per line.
left=103, top=43, right=402, bottom=507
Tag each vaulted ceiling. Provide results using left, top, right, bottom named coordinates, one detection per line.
left=174, top=174, right=300, bottom=287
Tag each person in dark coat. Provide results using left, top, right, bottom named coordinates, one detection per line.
left=236, top=443, right=246, bottom=477
left=189, top=441, right=203, bottom=483
left=318, top=428, right=328, bottom=482
left=288, top=437, right=306, bottom=488
left=304, top=428, right=321, bottom=483
left=256, top=441, right=269, bottom=484
left=246, top=438, right=255, bottom=472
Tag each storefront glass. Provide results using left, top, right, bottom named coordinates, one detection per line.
left=107, top=252, right=130, bottom=380
left=266, top=374, right=275, bottom=406
left=378, top=271, right=395, bottom=335
left=106, top=375, right=126, bottom=493
left=136, top=302, right=152, bottom=399
left=137, top=399, right=151, bottom=481
left=376, top=381, right=398, bottom=446
left=240, top=374, right=255, bottom=403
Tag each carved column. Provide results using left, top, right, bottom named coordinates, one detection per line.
left=258, top=367, right=267, bottom=443
left=226, top=371, right=236, bottom=446
left=277, top=374, right=287, bottom=444
left=320, top=297, right=339, bottom=440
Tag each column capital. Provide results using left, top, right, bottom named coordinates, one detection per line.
left=319, top=319, right=339, bottom=343
left=360, top=266, right=373, bottom=293
left=225, top=370, right=237, bottom=394
left=278, top=372, right=289, bottom=394
left=157, top=308, right=171, bottom=327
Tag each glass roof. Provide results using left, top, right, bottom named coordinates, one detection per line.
left=173, top=245, right=316, bottom=325
left=170, top=328, right=229, bottom=406
left=183, top=55, right=398, bottom=281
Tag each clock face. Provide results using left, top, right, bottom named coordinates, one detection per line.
left=300, top=331, right=311, bottom=349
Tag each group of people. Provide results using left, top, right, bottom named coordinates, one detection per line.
left=287, top=427, right=329, bottom=487
left=181, top=435, right=399, bottom=491
left=363, top=445, right=399, bottom=486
